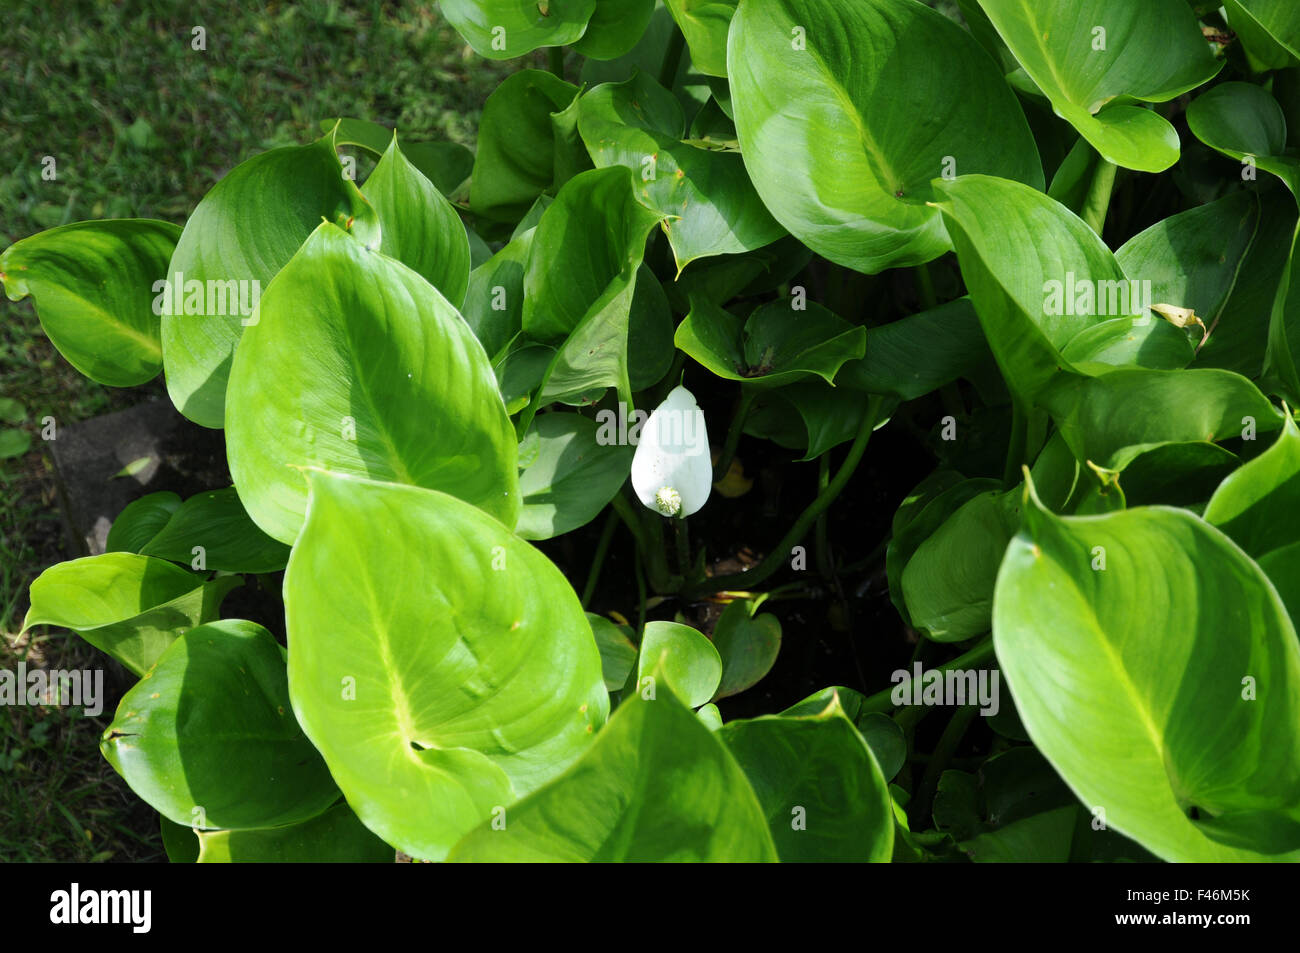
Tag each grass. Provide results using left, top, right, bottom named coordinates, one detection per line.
left=0, top=0, right=521, bottom=862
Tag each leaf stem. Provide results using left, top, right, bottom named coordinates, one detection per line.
left=1082, top=158, right=1118, bottom=238
left=691, top=395, right=886, bottom=596
left=913, top=261, right=938, bottom=310
left=815, top=453, right=833, bottom=578
left=713, top=387, right=756, bottom=482
left=913, top=704, right=979, bottom=828
left=547, top=46, right=565, bottom=80
left=581, top=508, right=620, bottom=608
left=1003, top=400, right=1028, bottom=488
left=673, top=515, right=692, bottom=578
left=856, top=635, right=996, bottom=715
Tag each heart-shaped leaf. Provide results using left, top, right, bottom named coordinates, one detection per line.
left=440, top=0, right=595, bottom=59
left=975, top=0, right=1221, bottom=172
left=1228, top=0, right=1300, bottom=60
left=23, top=554, right=240, bottom=676
left=902, top=488, right=1021, bottom=642
left=933, top=175, right=1173, bottom=404
left=0, top=219, right=179, bottom=386
left=574, top=0, right=656, bottom=60
left=665, top=0, right=737, bottom=77
left=838, top=297, right=993, bottom=401
left=710, top=598, right=781, bottom=700
left=676, top=297, right=865, bottom=387
left=225, top=223, right=520, bottom=544
left=138, top=488, right=290, bottom=574
left=446, top=680, right=777, bottom=861
left=719, top=693, right=894, bottom=861
left=993, top=488, right=1300, bottom=860
left=636, top=620, right=722, bottom=709
left=285, top=471, right=608, bottom=861
left=470, top=70, right=585, bottom=225
left=577, top=71, right=783, bottom=270
left=103, top=620, right=339, bottom=831
left=162, top=134, right=378, bottom=428
left=326, top=118, right=474, bottom=196
left=516, top=412, right=634, bottom=540
left=106, top=492, right=182, bottom=554
left=728, top=0, right=1042, bottom=273
left=362, top=134, right=471, bottom=308
left=196, top=803, right=393, bottom=863
left=1043, top=367, right=1281, bottom=472
left=587, top=613, right=638, bottom=692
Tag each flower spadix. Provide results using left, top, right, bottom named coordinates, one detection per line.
left=631, top=386, right=711, bottom=518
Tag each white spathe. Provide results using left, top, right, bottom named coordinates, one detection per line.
left=632, top=385, right=711, bottom=517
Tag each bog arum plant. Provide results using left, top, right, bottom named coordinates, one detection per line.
left=8, top=0, right=1300, bottom=864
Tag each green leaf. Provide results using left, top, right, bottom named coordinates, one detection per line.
left=225, top=223, right=520, bottom=544
left=162, top=135, right=378, bottom=428
left=326, top=117, right=474, bottom=196
left=902, top=489, right=1021, bottom=642
left=574, top=0, right=656, bottom=60
left=710, top=598, right=781, bottom=700
left=587, top=613, right=638, bottom=691
left=0, top=430, right=32, bottom=460
left=780, top=688, right=906, bottom=781
left=523, top=167, right=666, bottom=343
left=23, top=553, right=240, bottom=676
left=993, top=490, right=1300, bottom=860
left=463, top=222, right=538, bottom=361
left=1205, top=413, right=1300, bottom=618
left=106, top=492, right=182, bottom=554
left=626, top=264, right=675, bottom=390
left=636, top=620, right=722, bottom=709
left=446, top=682, right=778, bottom=861
left=932, top=175, right=1149, bottom=405
left=0, top=220, right=179, bottom=386
left=1115, top=189, right=1258, bottom=337
left=887, top=477, right=1002, bottom=628
left=975, top=0, right=1221, bottom=172
left=440, top=0, right=595, bottom=59
left=102, top=620, right=339, bottom=830
left=0, top=398, right=25, bottom=424
left=719, top=693, right=894, bottom=861
left=577, top=71, right=783, bottom=271
left=159, top=815, right=199, bottom=863
left=676, top=297, right=865, bottom=387
left=470, top=70, right=585, bottom=224
left=837, top=297, right=993, bottom=400
left=285, top=471, right=608, bottom=861
left=665, top=0, right=737, bottom=77
left=1197, top=186, right=1295, bottom=377
left=1228, top=0, right=1300, bottom=61
left=362, top=134, right=471, bottom=308
left=1187, top=82, right=1300, bottom=197
left=516, top=412, right=633, bottom=540
left=196, top=802, right=394, bottom=863
left=138, top=488, right=290, bottom=573
left=745, top=381, right=883, bottom=461
left=728, top=0, right=1042, bottom=274
left=1043, top=368, right=1281, bottom=472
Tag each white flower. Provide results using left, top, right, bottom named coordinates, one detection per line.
left=632, top=386, right=711, bottom=517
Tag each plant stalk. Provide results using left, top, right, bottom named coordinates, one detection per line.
left=913, top=704, right=979, bottom=828
left=1082, top=158, right=1118, bottom=237
left=581, top=509, right=620, bottom=608
left=691, top=395, right=885, bottom=596
left=713, top=387, right=756, bottom=483
left=658, top=26, right=685, bottom=89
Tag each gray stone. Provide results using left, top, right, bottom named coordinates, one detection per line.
left=46, top=399, right=223, bottom=556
